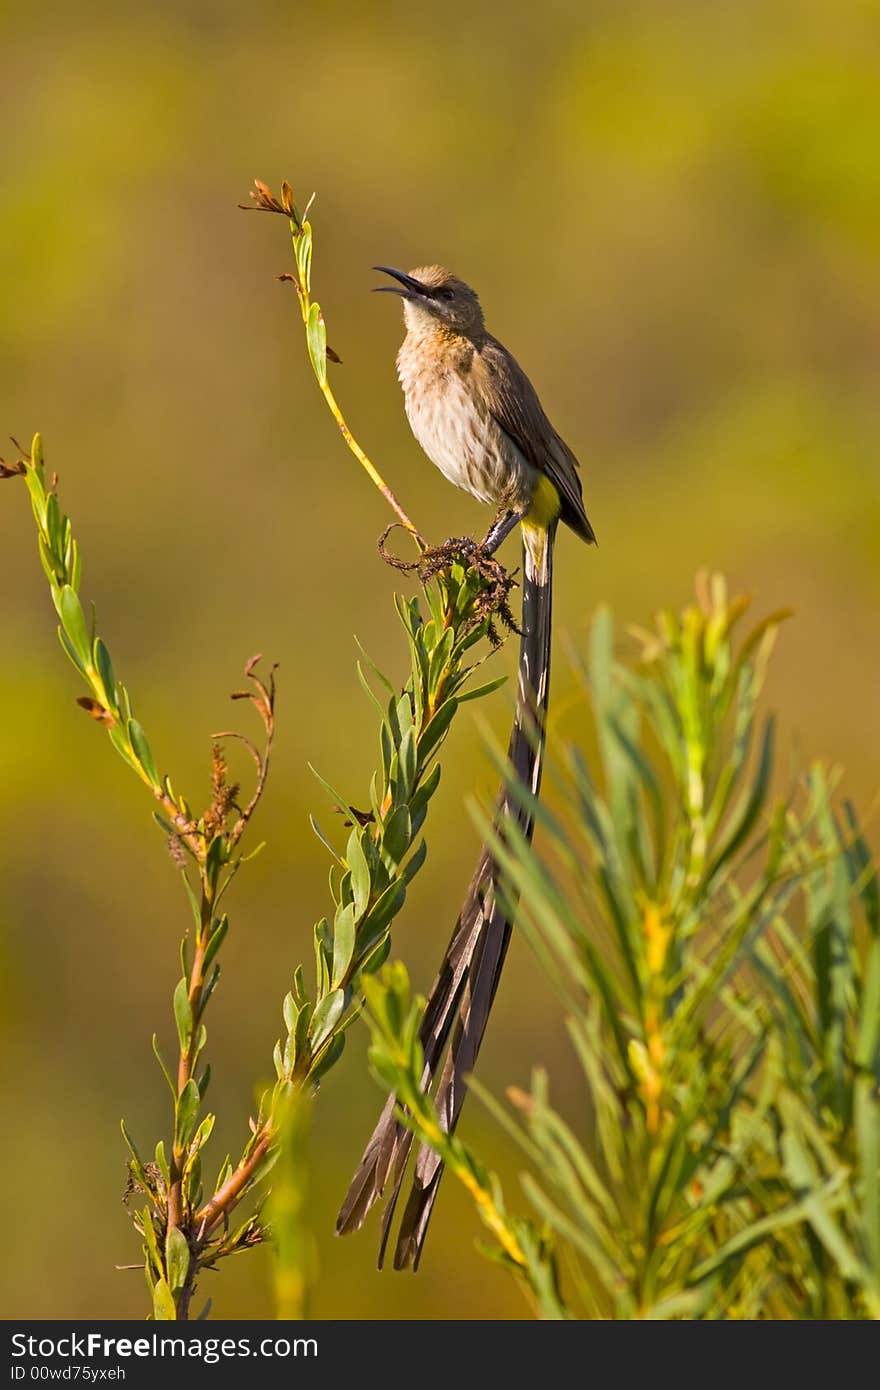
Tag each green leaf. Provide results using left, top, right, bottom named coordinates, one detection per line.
left=173, top=977, right=193, bottom=1051
left=354, top=636, right=396, bottom=695
left=314, top=917, right=330, bottom=997
left=402, top=837, right=428, bottom=886
left=151, top=1034, right=176, bottom=1098
left=202, top=915, right=229, bottom=975
left=57, top=624, right=87, bottom=676
left=200, top=966, right=221, bottom=1017
left=246, top=1144, right=281, bottom=1189
left=296, top=222, right=313, bottom=292
left=419, top=697, right=459, bottom=760
left=360, top=934, right=392, bottom=975
left=295, top=995, right=313, bottom=1060
left=140, top=1205, right=162, bottom=1273
left=356, top=660, right=385, bottom=716
left=307, top=301, right=327, bottom=386
left=308, top=762, right=356, bottom=824
left=282, top=990, right=300, bottom=1035
left=103, top=722, right=138, bottom=778
left=427, top=625, right=455, bottom=692
left=165, top=1226, right=190, bottom=1294
left=58, top=585, right=91, bottom=667
left=410, top=760, right=442, bottom=816
left=362, top=879, right=405, bottom=937
left=380, top=719, right=394, bottom=783
left=30, top=431, right=45, bottom=478
left=152, top=1277, right=177, bottom=1321
left=332, top=903, right=356, bottom=988
left=458, top=674, right=508, bottom=703
left=382, top=805, right=411, bottom=866
left=204, top=833, right=227, bottom=887
left=309, top=815, right=343, bottom=864
left=93, top=637, right=116, bottom=708
left=346, top=828, right=371, bottom=919
left=395, top=727, right=417, bottom=803
left=120, top=1117, right=144, bottom=1168
left=308, top=988, right=346, bottom=1051
left=155, top=1140, right=170, bottom=1186
left=46, top=491, right=62, bottom=560
left=395, top=692, right=414, bottom=737
left=174, top=1079, right=200, bottom=1151
left=128, top=718, right=160, bottom=787
left=69, top=538, right=82, bottom=592
left=189, top=1112, right=216, bottom=1157
left=367, top=1047, right=403, bottom=1095
left=177, top=872, right=198, bottom=928
left=309, top=1032, right=346, bottom=1083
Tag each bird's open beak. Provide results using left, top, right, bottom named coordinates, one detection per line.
left=372, top=266, right=430, bottom=300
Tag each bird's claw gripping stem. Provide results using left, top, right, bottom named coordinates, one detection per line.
left=480, top=506, right=528, bottom=556
left=377, top=527, right=521, bottom=645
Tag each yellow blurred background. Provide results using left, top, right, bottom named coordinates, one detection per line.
left=1, top=0, right=878, bottom=1319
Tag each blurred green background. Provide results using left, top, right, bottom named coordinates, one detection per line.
left=1, top=0, right=878, bottom=1319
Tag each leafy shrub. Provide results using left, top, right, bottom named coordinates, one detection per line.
left=366, top=575, right=880, bottom=1319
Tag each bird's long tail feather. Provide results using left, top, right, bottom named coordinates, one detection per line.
left=336, top=523, right=556, bottom=1267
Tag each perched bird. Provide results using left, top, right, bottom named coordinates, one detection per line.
left=337, top=265, right=596, bottom=1268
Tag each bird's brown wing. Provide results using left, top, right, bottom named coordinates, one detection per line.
left=478, top=336, right=596, bottom=544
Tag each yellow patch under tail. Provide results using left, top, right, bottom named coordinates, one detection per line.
left=522, top=474, right=560, bottom=583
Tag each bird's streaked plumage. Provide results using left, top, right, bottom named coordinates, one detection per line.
left=386, top=265, right=595, bottom=548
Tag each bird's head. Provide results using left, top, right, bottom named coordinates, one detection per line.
left=373, top=265, right=485, bottom=339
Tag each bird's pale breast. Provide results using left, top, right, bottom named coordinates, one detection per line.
left=396, top=341, right=535, bottom=509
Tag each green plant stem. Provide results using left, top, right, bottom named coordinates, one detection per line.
left=242, top=178, right=423, bottom=547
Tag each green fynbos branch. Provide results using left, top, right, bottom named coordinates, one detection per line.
left=359, top=575, right=880, bottom=1320
left=14, top=434, right=200, bottom=842
left=5, top=435, right=280, bottom=1319
left=197, top=559, right=513, bottom=1262
left=271, top=561, right=509, bottom=1091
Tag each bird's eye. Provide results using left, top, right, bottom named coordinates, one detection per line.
left=437, top=287, right=455, bottom=301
